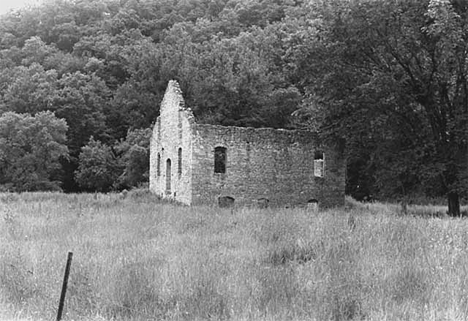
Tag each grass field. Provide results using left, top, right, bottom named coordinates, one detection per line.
left=1, top=191, right=468, bottom=321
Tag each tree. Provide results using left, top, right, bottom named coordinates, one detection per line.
left=75, top=137, right=120, bottom=192
left=53, top=71, right=110, bottom=154
left=158, top=23, right=302, bottom=128
left=20, top=36, right=58, bottom=66
left=114, top=128, right=152, bottom=189
left=76, top=129, right=151, bottom=191
left=1, top=63, right=58, bottom=114
left=299, top=0, right=468, bottom=215
left=0, top=111, right=69, bottom=191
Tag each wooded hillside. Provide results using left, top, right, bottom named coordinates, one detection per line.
left=1, top=0, right=467, bottom=214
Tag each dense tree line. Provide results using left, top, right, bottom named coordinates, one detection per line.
left=0, top=0, right=467, bottom=214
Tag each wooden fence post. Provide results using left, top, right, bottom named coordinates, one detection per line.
left=56, top=252, right=73, bottom=321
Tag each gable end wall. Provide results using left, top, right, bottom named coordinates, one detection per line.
left=149, top=80, right=195, bottom=205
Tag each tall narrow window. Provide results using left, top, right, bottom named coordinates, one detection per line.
left=314, top=151, right=324, bottom=177
left=214, top=147, right=227, bottom=173
left=166, top=159, right=171, bottom=193
left=178, top=148, right=182, bottom=176
left=157, top=153, right=161, bottom=176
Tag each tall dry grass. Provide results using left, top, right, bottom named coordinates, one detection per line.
left=1, top=192, right=468, bottom=320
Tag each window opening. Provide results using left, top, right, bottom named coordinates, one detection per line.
left=166, top=159, right=171, bottom=193
left=314, top=151, right=325, bottom=177
left=178, top=148, right=182, bottom=176
left=157, top=153, right=161, bottom=176
left=214, top=147, right=227, bottom=173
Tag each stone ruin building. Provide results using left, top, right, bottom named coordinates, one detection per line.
left=149, top=80, right=345, bottom=208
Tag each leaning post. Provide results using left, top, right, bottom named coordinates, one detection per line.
left=56, top=252, right=73, bottom=321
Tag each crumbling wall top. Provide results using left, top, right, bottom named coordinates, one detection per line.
left=195, top=123, right=319, bottom=146
left=161, top=80, right=195, bottom=122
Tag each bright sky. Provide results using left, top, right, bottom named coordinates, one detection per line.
left=0, top=0, right=42, bottom=15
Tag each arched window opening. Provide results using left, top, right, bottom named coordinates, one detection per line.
left=314, top=151, right=325, bottom=177
left=166, top=159, right=171, bottom=193
left=157, top=153, right=161, bottom=176
left=178, top=147, right=182, bottom=176
left=214, top=146, right=227, bottom=173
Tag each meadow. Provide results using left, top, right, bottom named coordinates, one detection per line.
left=1, top=191, right=468, bottom=321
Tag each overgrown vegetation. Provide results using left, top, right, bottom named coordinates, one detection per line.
left=1, top=193, right=468, bottom=320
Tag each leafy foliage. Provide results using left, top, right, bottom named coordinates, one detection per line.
left=0, top=0, right=307, bottom=191
left=114, top=128, right=152, bottom=189
left=0, top=111, right=68, bottom=191
left=75, top=137, right=120, bottom=192
left=294, top=0, right=468, bottom=214
left=75, top=129, right=151, bottom=191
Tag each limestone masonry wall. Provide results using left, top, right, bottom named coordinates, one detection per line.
left=149, top=80, right=195, bottom=205
left=191, top=124, right=345, bottom=208
left=150, top=80, right=345, bottom=208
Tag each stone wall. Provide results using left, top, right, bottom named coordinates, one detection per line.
left=149, top=80, right=195, bottom=205
left=191, top=124, right=345, bottom=208
left=150, top=80, right=346, bottom=208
